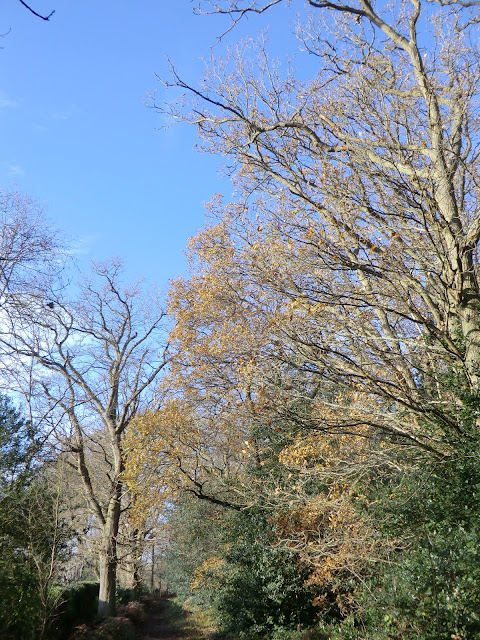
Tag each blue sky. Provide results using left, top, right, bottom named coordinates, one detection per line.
left=0, top=1, right=299, bottom=290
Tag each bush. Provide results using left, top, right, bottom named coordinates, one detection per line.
left=68, top=616, right=136, bottom=640
left=53, top=581, right=99, bottom=638
left=0, top=399, right=73, bottom=640
left=140, top=594, right=156, bottom=611
left=117, top=601, right=146, bottom=625
left=271, top=630, right=329, bottom=640
left=68, top=623, right=90, bottom=640
left=92, top=616, right=135, bottom=640
left=192, top=510, right=320, bottom=637
left=0, top=551, right=42, bottom=640
left=341, top=446, right=480, bottom=640
left=115, top=585, right=131, bottom=605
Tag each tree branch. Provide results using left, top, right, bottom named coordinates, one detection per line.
left=17, top=0, right=55, bottom=21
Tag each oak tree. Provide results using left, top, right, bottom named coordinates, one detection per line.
left=129, top=2, right=480, bottom=619
left=160, top=0, right=480, bottom=457
left=3, top=261, right=168, bottom=617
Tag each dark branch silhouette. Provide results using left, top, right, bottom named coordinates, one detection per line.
left=18, top=0, right=55, bottom=21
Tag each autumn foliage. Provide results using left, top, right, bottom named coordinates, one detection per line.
left=126, top=0, right=480, bottom=638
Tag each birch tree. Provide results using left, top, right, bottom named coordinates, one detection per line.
left=3, top=261, right=168, bottom=618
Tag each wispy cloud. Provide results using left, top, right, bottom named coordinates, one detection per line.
left=51, top=104, right=81, bottom=121
left=0, top=92, right=18, bottom=109
left=66, top=233, right=101, bottom=257
left=6, top=164, right=24, bottom=177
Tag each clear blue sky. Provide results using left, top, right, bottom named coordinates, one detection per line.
left=0, top=0, right=299, bottom=290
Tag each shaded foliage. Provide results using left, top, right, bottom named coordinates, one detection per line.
left=0, top=398, right=68, bottom=639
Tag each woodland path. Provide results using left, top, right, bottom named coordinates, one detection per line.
left=136, top=597, right=193, bottom=640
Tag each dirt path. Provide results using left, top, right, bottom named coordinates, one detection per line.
left=136, top=598, right=188, bottom=640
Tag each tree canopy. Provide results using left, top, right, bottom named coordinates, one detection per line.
left=5, top=1, right=480, bottom=638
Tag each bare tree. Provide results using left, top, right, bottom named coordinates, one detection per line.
left=0, top=189, right=60, bottom=389
left=3, top=260, right=168, bottom=617
left=0, top=189, right=58, bottom=302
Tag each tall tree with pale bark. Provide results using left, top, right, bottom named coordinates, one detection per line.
left=2, top=261, right=168, bottom=618
left=159, top=0, right=480, bottom=457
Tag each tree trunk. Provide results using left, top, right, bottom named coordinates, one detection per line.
left=97, top=498, right=121, bottom=618
left=128, top=563, right=141, bottom=601
left=150, top=542, right=155, bottom=592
